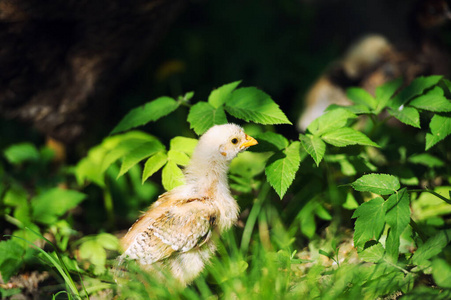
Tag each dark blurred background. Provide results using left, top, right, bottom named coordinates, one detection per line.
left=1, top=0, right=451, bottom=159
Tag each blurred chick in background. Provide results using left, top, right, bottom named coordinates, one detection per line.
left=297, top=0, right=451, bottom=131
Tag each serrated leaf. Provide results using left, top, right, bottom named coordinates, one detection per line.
left=352, top=197, right=386, bottom=251
left=170, top=137, right=198, bottom=156
left=265, top=141, right=301, bottom=198
left=411, top=229, right=451, bottom=265
left=252, top=132, right=289, bottom=152
left=321, top=127, right=379, bottom=147
left=350, top=174, right=400, bottom=195
left=31, top=188, right=86, bottom=225
left=3, top=143, right=40, bottom=164
left=428, top=86, right=445, bottom=95
left=118, top=140, right=165, bottom=178
left=187, top=102, right=228, bottom=135
left=111, top=97, right=179, bottom=134
left=425, top=114, right=451, bottom=150
left=388, top=106, right=420, bottom=128
left=307, top=108, right=357, bottom=136
left=443, top=78, right=451, bottom=94
left=408, top=153, right=444, bottom=167
left=432, top=258, right=451, bottom=288
left=347, top=87, right=377, bottom=109
left=168, top=150, right=190, bottom=166
left=208, top=81, right=241, bottom=108
left=390, top=75, right=443, bottom=108
left=225, top=87, right=292, bottom=124
left=359, top=242, right=385, bottom=263
left=409, top=91, right=451, bottom=112
left=162, top=161, right=185, bottom=191
left=299, top=134, right=326, bottom=166
left=384, top=188, right=410, bottom=263
left=142, top=152, right=168, bottom=183
left=375, top=78, right=403, bottom=113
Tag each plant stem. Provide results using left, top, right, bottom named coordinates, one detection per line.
left=408, top=189, right=451, bottom=205
left=241, top=182, right=270, bottom=254
left=409, top=218, right=427, bottom=242
left=103, top=183, right=115, bottom=229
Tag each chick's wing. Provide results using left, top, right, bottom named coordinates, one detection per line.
left=121, top=197, right=217, bottom=265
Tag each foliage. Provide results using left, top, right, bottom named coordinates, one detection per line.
left=1, top=76, right=451, bottom=299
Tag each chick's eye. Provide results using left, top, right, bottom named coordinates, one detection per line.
left=231, top=138, right=238, bottom=144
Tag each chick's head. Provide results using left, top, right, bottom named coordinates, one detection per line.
left=195, top=124, right=258, bottom=162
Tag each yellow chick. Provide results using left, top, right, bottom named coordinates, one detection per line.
left=119, top=124, right=258, bottom=285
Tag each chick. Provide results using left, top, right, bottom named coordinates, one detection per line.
left=297, top=0, right=451, bottom=132
left=298, top=35, right=395, bottom=131
left=119, top=124, right=258, bottom=285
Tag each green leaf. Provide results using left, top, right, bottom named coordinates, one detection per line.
left=187, top=102, right=228, bottom=135
left=432, top=258, right=451, bottom=288
left=299, top=134, right=326, bottom=166
left=350, top=174, right=400, bottom=195
left=359, top=242, right=385, bottom=263
left=408, top=153, right=444, bottom=168
left=352, top=197, right=386, bottom=251
left=428, top=85, right=445, bottom=96
left=390, top=75, right=443, bottom=108
left=168, top=150, right=190, bottom=166
left=347, top=87, right=377, bottom=109
left=3, top=143, right=40, bottom=164
left=297, top=200, right=318, bottom=239
left=142, top=152, right=168, bottom=183
left=102, top=136, right=155, bottom=172
left=319, top=249, right=333, bottom=260
left=118, top=140, right=165, bottom=178
left=388, top=106, right=420, bottom=128
left=96, top=233, right=120, bottom=251
left=79, top=240, right=106, bottom=275
left=411, top=229, right=451, bottom=265
left=384, top=188, right=410, bottom=263
left=307, top=108, right=357, bottom=136
left=3, top=187, right=28, bottom=207
left=343, top=192, right=359, bottom=210
left=208, top=81, right=241, bottom=108
left=340, top=104, right=372, bottom=114
left=321, top=128, right=379, bottom=147
left=252, top=132, right=289, bottom=152
left=31, top=188, right=86, bottom=225
left=265, top=141, right=301, bottom=198
left=75, top=131, right=156, bottom=186
left=409, top=91, right=451, bottom=112
left=162, top=161, right=185, bottom=191
left=375, top=78, right=403, bottom=113
left=170, top=137, right=198, bottom=156
left=178, top=91, right=194, bottom=102
left=425, top=114, right=451, bottom=150
left=111, top=97, right=179, bottom=134
left=225, top=87, right=292, bottom=124
left=0, top=240, right=25, bottom=281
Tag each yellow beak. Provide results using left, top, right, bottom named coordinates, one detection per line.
left=240, top=134, right=258, bottom=149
